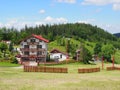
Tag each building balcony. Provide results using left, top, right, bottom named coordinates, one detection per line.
left=37, top=55, right=46, bottom=57
left=20, top=48, right=46, bottom=52
left=20, top=48, right=29, bottom=51
left=27, top=42, right=39, bottom=45
left=21, top=55, right=46, bottom=58
left=21, top=55, right=29, bottom=57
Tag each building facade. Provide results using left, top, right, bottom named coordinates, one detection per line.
left=20, top=34, right=49, bottom=65
left=50, top=49, right=68, bottom=62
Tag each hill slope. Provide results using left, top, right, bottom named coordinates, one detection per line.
left=114, top=33, right=120, bottom=38
left=0, top=23, right=118, bottom=44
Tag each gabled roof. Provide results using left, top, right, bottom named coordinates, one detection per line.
left=20, top=34, right=49, bottom=43
left=32, top=34, right=49, bottom=43
left=50, top=49, right=67, bottom=55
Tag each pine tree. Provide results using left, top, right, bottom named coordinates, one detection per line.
left=9, top=42, right=14, bottom=52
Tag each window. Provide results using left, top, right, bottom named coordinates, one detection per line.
left=37, top=51, right=42, bottom=55
left=37, top=45, right=42, bottom=48
left=60, top=54, right=62, bottom=58
left=31, top=39, right=35, bottom=42
left=21, top=43, right=23, bottom=46
left=24, top=45, right=29, bottom=48
left=24, top=51, right=29, bottom=55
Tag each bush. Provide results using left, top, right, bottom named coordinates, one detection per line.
left=11, top=57, right=18, bottom=64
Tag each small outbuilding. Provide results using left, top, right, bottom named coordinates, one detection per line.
left=50, top=49, right=68, bottom=62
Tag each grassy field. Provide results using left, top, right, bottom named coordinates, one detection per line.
left=0, top=62, right=120, bottom=90
left=0, top=62, right=20, bottom=67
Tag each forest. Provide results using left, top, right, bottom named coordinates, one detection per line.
left=0, top=23, right=119, bottom=44
left=0, top=23, right=120, bottom=64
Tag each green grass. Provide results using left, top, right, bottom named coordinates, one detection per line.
left=0, top=63, right=120, bottom=90
left=0, top=62, right=20, bottom=67
left=115, top=50, right=120, bottom=64
left=48, top=38, right=96, bottom=54
left=48, top=40, right=66, bottom=52
left=85, top=41, right=96, bottom=54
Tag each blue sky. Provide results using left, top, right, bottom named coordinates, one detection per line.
left=0, top=0, right=120, bottom=34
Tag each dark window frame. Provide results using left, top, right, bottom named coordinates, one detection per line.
left=24, top=51, right=29, bottom=55
left=37, top=45, right=42, bottom=48
left=24, top=45, right=29, bottom=48
left=31, top=39, right=35, bottom=43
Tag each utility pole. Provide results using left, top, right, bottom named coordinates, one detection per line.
left=112, top=55, right=114, bottom=68
left=102, top=55, right=104, bottom=70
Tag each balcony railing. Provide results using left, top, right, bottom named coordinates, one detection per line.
left=27, top=42, right=39, bottom=45
left=20, top=48, right=46, bottom=52
left=21, top=55, right=46, bottom=58
left=21, top=55, right=29, bottom=57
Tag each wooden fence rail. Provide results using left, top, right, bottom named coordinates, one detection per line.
left=78, top=67, right=100, bottom=73
left=24, top=66, right=68, bottom=73
left=106, top=67, right=120, bottom=71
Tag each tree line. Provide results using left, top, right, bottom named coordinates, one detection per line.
left=0, top=23, right=119, bottom=45
left=0, top=23, right=120, bottom=64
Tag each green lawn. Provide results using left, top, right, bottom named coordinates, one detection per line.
left=0, top=63, right=120, bottom=90
left=0, top=62, right=20, bottom=67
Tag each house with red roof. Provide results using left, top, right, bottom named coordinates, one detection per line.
left=50, top=49, right=68, bottom=62
left=20, top=34, right=49, bottom=66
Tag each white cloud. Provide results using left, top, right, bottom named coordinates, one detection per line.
left=56, top=0, right=76, bottom=4
left=82, top=0, right=120, bottom=11
left=56, top=17, right=68, bottom=22
left=76, top=19, right=120, bottom=34
left=44, top=16, right=68, bottom=24
left=98, top=24, right=120, bottom=34
left=0, top=22, right=3, bottom=27
left=76, top=19, right=95, bottom=24
left=81, top=0, right=111, bottom=5
left=113, top=3, right=120, bottom=10
left=44, top=16, right=54, bottom=22
left=0, top=16, right=68, bottom=30
left=39, top=9, right=45, bottom=14
left=77, top=20, right=89, bottom=24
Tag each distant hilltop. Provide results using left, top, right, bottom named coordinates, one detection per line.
left=113, top=33, right=120, bottom=38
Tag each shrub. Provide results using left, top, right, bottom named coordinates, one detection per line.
left=11, top=57, right=18, bottom=64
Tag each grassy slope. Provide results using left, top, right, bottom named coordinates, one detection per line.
left=48, top=40, right=66, bottom=52
left=48, top=38, right=96, bottom=54
left=0, top=63, right=120, bottom=90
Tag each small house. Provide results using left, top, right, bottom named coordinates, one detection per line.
left=50, top=49, right=68, bottom=62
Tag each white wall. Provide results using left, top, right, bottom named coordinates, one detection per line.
left=20, top=37, right=47, bottom=56
left=50, top=53, right=67, bottom=61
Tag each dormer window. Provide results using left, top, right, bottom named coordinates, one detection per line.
left=31, top=39, right=35, bottom=42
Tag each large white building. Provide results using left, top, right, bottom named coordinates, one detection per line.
left=20, top=34, right=49, bottom=65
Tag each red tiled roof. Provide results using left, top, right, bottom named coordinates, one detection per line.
left=50, top=49, right=67, bottom=55
left=20, top=34, right=49, bottom=43
left=32, top=34, right=49, bottom=43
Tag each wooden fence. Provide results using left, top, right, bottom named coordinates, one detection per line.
left=24, top=66, right=68, bottom=73
left=78, top=67, right=100, bottom=73
left=106, top=67, right=120, bottom=71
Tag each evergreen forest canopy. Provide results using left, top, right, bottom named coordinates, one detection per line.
left=0, top=23, right=119, bottom=49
